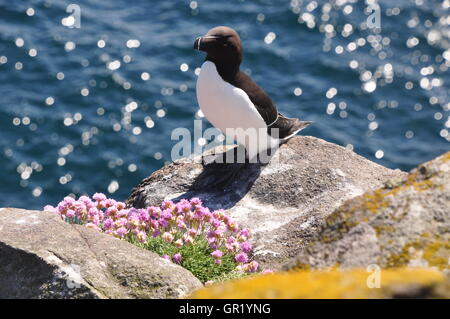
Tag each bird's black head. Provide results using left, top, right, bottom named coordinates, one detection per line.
left=194, top=26, right=243, bottom=70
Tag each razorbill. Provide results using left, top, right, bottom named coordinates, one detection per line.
left=194, top=26, right=311, bottom=161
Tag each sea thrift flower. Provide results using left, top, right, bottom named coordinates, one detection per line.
left=161, top=200, right=174, bottom=209
left=114, top=226, right=128, bottom=238
left=183, top=235, right=194, bottom=245
left=240, top=241, right=252, bottom=253
left=247, top=260, right=259, bottom=272
left=66, top=209, right=76, bottom=218
left=137, top=231, right=147, bottom=243
left=45, top=194, right=261, bottom=276
left=174, top=239, right=184, bottom=248
left=235, top=252, right=248, bottom=263
left=162, top=232, right=173, bottom=243
left=93, top=192, right=106, bottom=202
left=44, top=205, right=56, bottom=213
left=211, top=250, right=223, bottom=259
left=173, top=253, right=182, bottom=264
left=188, top=228, right=197, bottom=237
left=227, top=220, right=239, bottom=232
left=190, top=197, right=202, bottom=206
left=211, top=218, right=221, bottom=228
left=103, top=218, right=113, bottom=230
left=239, top=228, right=250, bottom=238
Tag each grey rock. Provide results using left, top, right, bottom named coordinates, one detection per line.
left=127, top=136, right=405, bottom=270
left=286, top=151, right=450, bottom=273
left=0, top=208, right=202, bottom=299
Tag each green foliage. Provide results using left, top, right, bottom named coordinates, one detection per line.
left=133, top=237, right=239, bottom=283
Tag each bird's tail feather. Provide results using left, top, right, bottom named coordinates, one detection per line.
left=269, top=113, right=312, bottom=140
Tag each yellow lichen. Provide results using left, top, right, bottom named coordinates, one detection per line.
left=189, top=268, right=447, bottom=299
left=373, top=224, right=395, bottom=236
left=323, top=165, right=444, bottom=240
left=385, top=236, right=450, bottom=270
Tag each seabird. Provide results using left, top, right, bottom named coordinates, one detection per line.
left=194, top=26, right=311, bottom=160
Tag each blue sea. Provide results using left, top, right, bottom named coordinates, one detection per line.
left=0, top=0, right=449, bottom=209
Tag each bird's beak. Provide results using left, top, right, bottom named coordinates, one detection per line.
left=193, top=35, right=220, bottom=51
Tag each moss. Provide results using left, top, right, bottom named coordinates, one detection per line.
left=189, top=268, right=447, bottom=299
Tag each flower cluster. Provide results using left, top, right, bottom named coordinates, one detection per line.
left=44, top=194, right=259, bottom=273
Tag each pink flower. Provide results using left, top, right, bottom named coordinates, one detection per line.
left=139, top=210, right=150, bottom=223
left=103, top=218, right=113, bottom=230
left=152, top=230, right=160, bottom=237
left=161, top=209, right=173, bottom=220
left=66, top=209, right=76, bottom=218
left=188, top=228, right=198, bottom=237
left=92, top=193, right=106, bottom=202
left=176, top=200, right=191, bottom=213
left=159, top=219, right=168, bottom=228
left=247, top=260, right=259, bottom=272
left=195, top=207, right=210, bottom=220
left=227, top=219, right=239, bottom=232
left=137, top=231, right=147, bottom=243
left=115, top=226, right=128, bottom=238
left=240, top=241, right=252, bottom=253
left=162, top=232, right=173, bottom=243
left=44, top=205, right=56, bottom=213
left=190, top=197, right=202, bottom=206
left=79, top=195, right=91, bottom=204
left=262, top=269, right=274, bottom=274
left=235, top=252, right=248, bottom=263
left=177, top=220, right=187, bottom=229
left=148, top=206, right=161, bottom=218
left=173, top=253, right=182, bottom=264
left=116, top=202, right=126, bottom=210
left=239, top=228, right=250, bottom=238
left=161, top=200, right=174, bottom=209
left=174, top=239, right=184, bottom=248
left=88, top=208, right=98, bottom=218
left=183, top=235, right=194, bottom=245
left=213, top=209, right=225, bottom=219
left=63, top=196, right=75, bottom=205
left=225, top=243, right=235, bottom=253
left=211, top=250, right=223, bottom=259
left=211, top=218, right=222, bottom=228
left=104, top=198, right=116, bottom=208
left=162, top=254, right=170, bottom=260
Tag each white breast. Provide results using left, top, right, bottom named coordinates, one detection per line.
left=196, top=61, right=277, bottom=160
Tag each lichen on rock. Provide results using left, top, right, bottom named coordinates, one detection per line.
left=190, top=268, right=450, bottom=299
left=286, top=151, right=450, bottom=273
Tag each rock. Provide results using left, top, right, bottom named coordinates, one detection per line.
left=0, top=208, right=202, bottom=299
left=127, top=136, right=405, bottom=270
left=286, top=152, right=450, bottom=273
left=190, top=268, right=450, bottom=299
